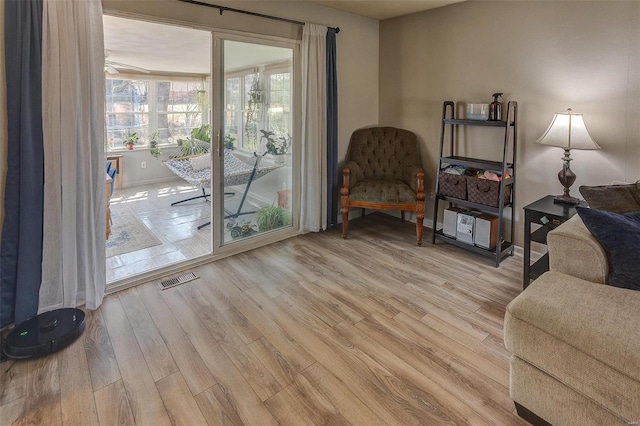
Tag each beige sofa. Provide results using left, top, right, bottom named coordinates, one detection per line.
left=504, top=215, right=640, bottom=425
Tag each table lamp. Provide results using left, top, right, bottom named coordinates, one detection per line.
left=536, top=108, right=601, bottom=204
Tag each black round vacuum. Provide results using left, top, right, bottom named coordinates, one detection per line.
left=3, top=308, right=85, bottom=360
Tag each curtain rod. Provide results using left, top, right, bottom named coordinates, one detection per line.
left=176, top=0, right=340, bottom=33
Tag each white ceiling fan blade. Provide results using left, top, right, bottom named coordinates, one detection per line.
left=106, top=60, right=151, bottom=74
left=105, top=64, right=119, bottom=74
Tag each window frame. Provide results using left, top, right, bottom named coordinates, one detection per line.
left=105, top=73, right=209, bottom=152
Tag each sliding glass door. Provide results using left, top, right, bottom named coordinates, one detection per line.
left=103, top=19, right=300, bottom=284
left=214, top=35, right=298, bottom=248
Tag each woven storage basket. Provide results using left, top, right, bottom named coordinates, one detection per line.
left=467, top=177, right=512, bottom=207
left=438, top=172, right=467, bottom=199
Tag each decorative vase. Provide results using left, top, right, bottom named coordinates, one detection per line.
left=127, top=144, right=134, bottom=151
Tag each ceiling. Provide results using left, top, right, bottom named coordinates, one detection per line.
left=310, top=0, right=465, bottom=20
left=104, top=15, right=292, bottom=75
left=104, top=1, right=464, bottom=75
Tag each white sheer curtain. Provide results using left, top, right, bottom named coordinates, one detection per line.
left=39, top=0, right=106, bottom=311
left=301, top=23, right=328, bottom=232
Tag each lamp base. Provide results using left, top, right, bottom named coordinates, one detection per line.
left=553, top=194, right=581, bottom=205
left=554, top=149, right=580, bottom=205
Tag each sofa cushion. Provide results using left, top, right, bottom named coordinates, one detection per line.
left=349, top=178, right=416, bottom=204
left=576, top=207, right=640, bottom=290
left=504, top=271, right=640, bottom=421
left=579, top=184, right=640, bottom=213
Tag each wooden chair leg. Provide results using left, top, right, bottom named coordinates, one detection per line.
left=416, top=205, right=425, bottom=246
left=342, top=210, right=349, bottom=239
left=401, top=211, right=405, bottom=223
left=340, top=180, right=350, bottom=239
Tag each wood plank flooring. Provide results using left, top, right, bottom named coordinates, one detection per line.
left=1, top=213, right=528, bottom=425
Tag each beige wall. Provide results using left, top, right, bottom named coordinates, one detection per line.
left=103, top=0, right=380, bottom=172
left=380, top=0, right=640, bottom=246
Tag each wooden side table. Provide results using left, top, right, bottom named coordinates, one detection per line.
left=523, top=195, right=588, bottom=289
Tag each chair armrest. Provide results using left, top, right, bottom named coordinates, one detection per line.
left=343, top=161, right=362, bottom=189
left=403, top=165, right=425, bottom=194
left=547, top=215, right=609, bottom=284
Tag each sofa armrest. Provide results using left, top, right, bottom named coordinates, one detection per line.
left=504, top=271, right=640, bottom=402
left=547, top=215, right=609, bottom=284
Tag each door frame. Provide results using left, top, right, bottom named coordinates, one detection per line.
left=102, top=11, right=304, bottom=292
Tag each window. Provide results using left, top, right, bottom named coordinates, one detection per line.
left=105, top=77, right=208, bottom=151
left=266, top=71, right=291, bottom=139
left=105, top=79, right=150, bottom=149
left=223, top=64, right=291, bottom=152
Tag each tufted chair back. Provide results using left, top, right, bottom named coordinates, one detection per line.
left=346, top=127, right=421, bottom=184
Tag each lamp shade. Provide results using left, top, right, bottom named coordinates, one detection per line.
left=536, top=109, right=601, bottom=150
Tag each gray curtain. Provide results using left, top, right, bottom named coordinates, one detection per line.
left=1, top=0, right=44, bottom=327
left=326, top=28, right=338, bottom=227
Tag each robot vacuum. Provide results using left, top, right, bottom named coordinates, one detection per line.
left=3, top=308, right=85, bottom=360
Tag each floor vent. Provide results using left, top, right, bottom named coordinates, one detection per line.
left=159, top=272, right=199, bottom=290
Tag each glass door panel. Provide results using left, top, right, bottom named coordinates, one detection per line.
left=103, top=15, right=213, bottom=284
left=219, top=39, right=294, bottom=245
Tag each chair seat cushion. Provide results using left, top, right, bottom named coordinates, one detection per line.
left=350, top=178, right=416, bottom=204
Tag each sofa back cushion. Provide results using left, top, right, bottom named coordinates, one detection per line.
left=579, top=184, right=640, bottom=213
left=576, top=207, right=640, bottom=291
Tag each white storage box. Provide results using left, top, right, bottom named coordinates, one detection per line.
left=444, top=207, right=466, bottom=237
left=456, top=212, right=475, bottom=244
left=466, top=103, right=489, bottom=120
left=474, top=214, right=499, bottom=249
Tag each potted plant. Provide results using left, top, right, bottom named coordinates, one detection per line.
left=123, top=132, right=139, bottom=150
left=223, top=133, right=236, bottom=150
left=149, top=131, right=162, bottom=158
left=255, top=205, right=292, bottom=232
left=225, top=219, right=258, bottom=240
left=260, top=130, right=290, bottom=164
left=190, top=124, right=211, bottom=143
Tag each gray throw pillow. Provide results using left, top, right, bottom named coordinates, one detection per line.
left=579, top=184, right=640, bottom=213
left=576, top=207, right=640, bottom=291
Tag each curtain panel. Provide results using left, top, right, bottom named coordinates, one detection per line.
left=326, top=28, right=338, bottom=228
left=0, top=0, right=45, bottom=327
left=1, top=0, right=106, bottom=327
left=300, top=23, right=328, bottom=232
left=39, top=0, right=106, bottom=312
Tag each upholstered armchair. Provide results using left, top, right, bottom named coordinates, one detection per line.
left=341, top=127, right=426, bottom=245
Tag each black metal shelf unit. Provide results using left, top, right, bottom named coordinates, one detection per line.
left=431, top=100, right=518, bottom=267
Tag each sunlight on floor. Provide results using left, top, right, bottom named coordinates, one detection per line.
left=106, top=178, right=292, bottom=284
left=106, top=180, right=210, bottom=283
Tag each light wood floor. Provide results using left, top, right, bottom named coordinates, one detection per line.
left=1, top=213, right=528, bottom=425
